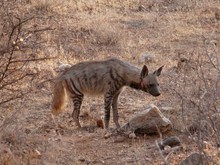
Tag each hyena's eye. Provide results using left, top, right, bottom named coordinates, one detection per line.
left=149, top=84, right=154, bottom=87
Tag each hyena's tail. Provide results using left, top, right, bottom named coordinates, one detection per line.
left=51, top=79, right=67, bottom=116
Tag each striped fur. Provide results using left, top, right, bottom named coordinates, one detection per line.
left=51, top=58, right=163, bottom=129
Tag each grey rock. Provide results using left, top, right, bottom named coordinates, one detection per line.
left=180, top=152, right=210, bottom=165
left=121, top=104, right=172, bottom=135
left=139, top=53, right=155, bottom=64
left=158, top=136, right=181, bottom=150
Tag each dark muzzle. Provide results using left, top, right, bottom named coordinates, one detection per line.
left=153, top=92, right=160, bottom=97
left=149, top=87, right=160, bottom=97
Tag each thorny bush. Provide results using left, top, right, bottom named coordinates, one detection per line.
left=0, top=1, right=54, bottom=105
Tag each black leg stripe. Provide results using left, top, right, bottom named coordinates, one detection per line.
left=69, top=79, right=82, bottom=95
left=65, top=79, right=81, bottom=96
left=71, top=95, right=83, bottom=101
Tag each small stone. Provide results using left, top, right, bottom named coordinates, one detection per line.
left=78, top=157, right=86, bottom=162
left=139, top=53, right=155, bottom=64
left=161, top=145, right=182, bottom=155
left=215, top=10, right=220, bottom=20
left=180, top=152, right=210, bottom=165
left=104, top=132, right=112, bottom=139
left=162, top=145, right=172, bottom=155
left=158, top=136, right=181, bottom=150
left=114, top=136, right=126, bottom=143
left=138, top=5, right=146, bottom=11
left=126, top=158, right=135, bottom=163
left=96, top=119, right=104, bottom=129
left=31, top=149, right=41, bottom=159
left=35, top=149, right=41, bottom=157
left=19, top=38, right=24, bottom=42
left=128, top=132, right=136, bottom=139
left=164, top=145, right=172, bottom=150
left=161, top=106, right=173, bottom=111
left=25, top=129, right=31, bottom=134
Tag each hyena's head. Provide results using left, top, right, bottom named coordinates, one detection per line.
left=140, top=65, right=163, bottom=97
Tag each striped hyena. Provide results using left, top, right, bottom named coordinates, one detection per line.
left=51, top=58, right=163, bottom=129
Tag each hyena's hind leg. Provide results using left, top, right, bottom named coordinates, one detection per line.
left=71, top=94, right=84, bottom=128
left=112, top=91, right=121, bottom=129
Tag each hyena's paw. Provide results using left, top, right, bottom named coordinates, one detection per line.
left=103, top=128, right=113, bottom=139
left=104, top=131, right=112, bottom=139
left=75, top=121, right=82, bottom=129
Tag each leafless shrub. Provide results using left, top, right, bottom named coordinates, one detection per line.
left=168, top=35, right=220, bottom=163
left=0, top=1, right=54, bottom=105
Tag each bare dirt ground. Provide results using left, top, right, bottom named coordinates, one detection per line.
left=0, top=0, right=220, bottom=164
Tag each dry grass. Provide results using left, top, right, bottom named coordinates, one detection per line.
left=0, top=0, right=220, bottom=164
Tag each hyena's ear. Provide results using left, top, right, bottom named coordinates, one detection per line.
left=153, top=66, right=164, bottom=76
left=140, top=65, right=149, bottom=80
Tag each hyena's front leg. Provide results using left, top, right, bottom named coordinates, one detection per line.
left=104, top=92, right=113, bottom=129
left=112, top=91, right=121, bottom=129
left=72, top=94, right=84, bottom=128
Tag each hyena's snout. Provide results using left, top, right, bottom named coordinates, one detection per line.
left=153, top=92, right=160, bottom=97
left=149, top=86, right=161, bottom=97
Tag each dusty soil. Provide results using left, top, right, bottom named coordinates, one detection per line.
left=0, top=0, right=220, bottom=164
left=0, top=84, right=191, bottom=165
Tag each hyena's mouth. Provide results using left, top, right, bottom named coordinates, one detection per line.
left=153, top=92, right=160, bottom=97
left=149, top=90, right=160, bottom=97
